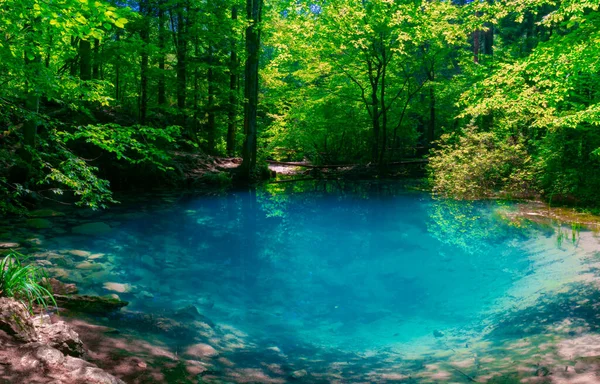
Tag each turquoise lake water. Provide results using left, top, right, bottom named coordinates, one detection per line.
left=8, top=181, right=600, bottom=382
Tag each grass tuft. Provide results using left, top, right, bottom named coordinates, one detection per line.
left=0, top=251, right=56, bottom=313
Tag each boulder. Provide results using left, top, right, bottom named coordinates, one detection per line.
left=17, top=343, right=125, bottom=384
left=54, top=295, right=128, bottom=314
left=0, top=298, right=37, bottom=342
left=71, top=222, right=111, bottom=236
left=20, top=343, right=65, bottom=368
left=34, top=320, right=85, bottom=357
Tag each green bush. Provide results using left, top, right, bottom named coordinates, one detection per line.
left=428, top=128, right=534, bottom=200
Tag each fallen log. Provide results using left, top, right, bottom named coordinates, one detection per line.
left=266, top=159, right=428, bottom=169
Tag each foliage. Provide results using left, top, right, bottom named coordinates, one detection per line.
left=0, top=251, right=56, bottom=312
left=0, top=0, right=599, bottom=209
left=428, top=128, right=534, bottom=199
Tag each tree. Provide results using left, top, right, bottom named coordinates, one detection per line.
left=240, top=0, right=263, bottom=179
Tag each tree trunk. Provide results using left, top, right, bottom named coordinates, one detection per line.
left=158, top=0, right=166, bottom=106
left=79, top=39, right=92, bottom=80
left=92, top=39, right=100, bottom=79
left=69, top=37, right=78, bottom=76
left=240, top=0, right=263, bottom=179
left=176, top=5, right=187, bottom=110
left=139, top=0, right=150, bottom=124
left=24, top=21, right=41, bottom=156
left=428, top=84, right=436, bottom=145
left=227, top=6, right=239, bottom=156
left=207, top=47, right=216, bottom=152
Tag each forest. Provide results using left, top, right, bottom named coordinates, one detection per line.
left=0, top=0, right=599, bottom=212
left=2, top=1, right=600, bottom=383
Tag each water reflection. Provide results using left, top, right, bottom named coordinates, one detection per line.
left=4, top=180, right=600, bottom=383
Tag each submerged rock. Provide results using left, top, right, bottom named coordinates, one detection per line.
left=55, top=295, right=129, bottom=314
left=71, top=222, right=111, bottom=236
left=66, top=249, right=92, bottom=258
left=0, top=298, right=37, bottom=342
left=103, top=282, right=132, bottom=293
left=291, top=369, right=308, bottom=379
left=45, top=278, right=79, bottom=295
left=185, top=343, right=218, bottom=358
left=26, top=218, right=52, bottom=229
left=75, top=261, right=104, bottom=270
left=107, top=310, right=202, bottom=338
left=28, top=209, right=65, bottom=218
left=0, top=242, right=20, bottom=249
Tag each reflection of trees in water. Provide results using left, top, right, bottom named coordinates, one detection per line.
left=425, top=199, right=535, bottom=255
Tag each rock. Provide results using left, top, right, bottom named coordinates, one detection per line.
left=0, top=242, right=20, bottom=249
left=535, top=366, right=550, bottom=377
left=66, top=250, right=91, bottom=258
left=196, top=296, right=215, bottom=309
left=29, top=209, right=65, bottom=218
left=54, top=295, right=128, bottom=314
left=72, top=222, right=111, bottom=236
left=172, top=305, right=215, bottom=327
left=103, top=282, right=131, bottom=293
left=291, top=369, right=308, bottom=379
left=0, top=298, right=37, bottom=342
left=44, top=278, right=79, bottom=295
left=140, top=255, right=157, bottom=269
left=138, top=290, right=154, bottom=299
left=172, top=305, right=202, bottom=321
left=75, top=261, right=104, bottom=270
left=20, top=343, right=65, bottom=368
left=185, top=343, right=218, bottom=358
left=18, top=344, right=125, bottom=384
left=26, top=218, right=52, bottom=229
left=34, top=320, right=85, bottom=357
left=107, top=311, right=196, bottom=338
left=24, top=237, right=43, bottom=246
left=36, top=260, right=52, bottom=267
left=574, top=356, right=600, bottom=374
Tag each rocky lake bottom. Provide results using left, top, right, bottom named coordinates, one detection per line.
left=2, top=181, right=600, bottom=383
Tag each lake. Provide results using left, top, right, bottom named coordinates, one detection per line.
left=4, top=180, right=600, bottom=383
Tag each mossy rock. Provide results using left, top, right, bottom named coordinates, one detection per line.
left=28, top=209, right=65, bottom=218
left=71, top=222, right=111, bottom=236
left=54, top=294, right=128, bottom=314
left=26, top=218, right=52, bottom=229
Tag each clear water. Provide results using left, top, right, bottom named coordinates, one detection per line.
left=11, top=180, right=600, bottom=381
